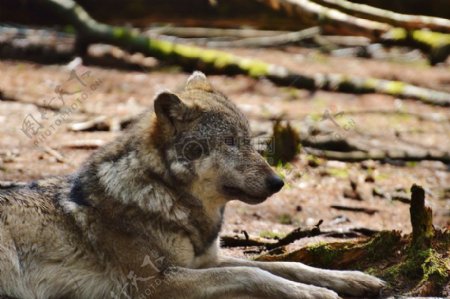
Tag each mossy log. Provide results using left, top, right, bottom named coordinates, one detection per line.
left=37, top=0, right=450, bottom=106
left=309, top=0, right=450, bottom=33
left=256, top=231, right=403, bottom=268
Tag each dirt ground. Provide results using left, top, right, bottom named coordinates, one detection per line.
left=0, top=46, right=449, bottom=262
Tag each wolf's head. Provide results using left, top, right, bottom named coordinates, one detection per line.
left=151, top=71, right=284, bottom=205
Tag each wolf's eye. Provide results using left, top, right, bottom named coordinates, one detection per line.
left=224, top=136, right=237, bottom=147
left=183, top=142, right=203, bottom=161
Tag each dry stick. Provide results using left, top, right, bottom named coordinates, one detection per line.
left=38, top=0, right=450, bottom=106
left=221, top=222, right=323, bottom=249
left=330, top=205, right=379, bottom=215
left=162, top=27, right=320, bottom=48
left=265, top=221, right=322, bottom=250
left=260, top=110, right=450, bottom=123
left=146, top=26, right=291, bottom=39
left=310, top=0, right=450, bottom=33
left=43, top=146, right=74, bottom=166
left=60, top=139, right=105, bottom=150
left=69, top=115, right=136, bottom=132
left=336, top=110, right=450, bottom=123
left=0, top=89, right=95, bottom=116
left=304, top=148, right=450, bottom=163
left=0, top=90, right=61, bottom=112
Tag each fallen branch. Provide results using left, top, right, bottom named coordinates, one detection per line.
left=330, top=204, right=379, bottom=215
left=0, top=90, right=61, bottom=112
left=303, top=148, right=450, bottom=164
left=164, top=27, right=320, bottom=48
left=220, top=234, right=273, bottom=248
left=261, top=0, right=450, bottom=63
left=310, top=0, right=450, bottom=33
left=261, top=0, right=390, bottom=39
left=220, top=224, right=378, bottom=249
left=146, top=26, right=291, bottom=39
left=43, top=146, right=73, bottom=165
left=60, top=139, right=105, bottom=150
left=266, top=220, right=323, bottom=250
left=336, top=110, right=450, bottom=123
left=37, top=0, right=450, bottom=106
left=69, top=115, right=136, bottom=132
left=221, top=223, right=322, bottom=250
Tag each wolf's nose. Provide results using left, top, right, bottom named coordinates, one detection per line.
left=266, top=174, right=284, bottom=193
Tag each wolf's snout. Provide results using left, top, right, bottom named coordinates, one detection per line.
left=265, top=174, right=284, bottom=193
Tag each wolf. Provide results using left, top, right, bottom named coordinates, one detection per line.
left=0, top=71, right=384, bottom=299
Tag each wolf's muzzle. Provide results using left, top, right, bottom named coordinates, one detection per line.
left=265, top=174, right=284, bottom=194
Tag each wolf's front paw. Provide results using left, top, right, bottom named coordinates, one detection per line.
left=334, top=270, right=385, bottom=297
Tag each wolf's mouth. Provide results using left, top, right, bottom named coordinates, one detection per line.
left=222, top=185, right=267, bottom=203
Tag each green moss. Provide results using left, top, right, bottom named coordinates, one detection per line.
left=63, top=25, right=75, bottom=34
left=388, top=28, right=407, bottom=40
left=305, top=242, right=341, bottom=267
left=213, top=53, right=235, bottom=69
left=278, top=213, right=293, bottom=225
left=406, top=161, right=418, bottom=167
left=259, top=231, right=286, bottom=239
left=362, top=78, right=378, bottom=90
left=364, top=231, right=402, bottom=261
left=238, top=58, right=269, bottom=77
left=386, top=28, right=450, bottom=49
left=113, top=27, right=126, bottom=38
left=382, top=247, right=450, bottom=291
left=421, top=249, right=449, bottom=285
left=385, top=81, right=406, bottom=95
left=326, top=167, right=349, bottom=179
left=412, top=30, right=450, bottom=48
left=149, top=39, right=174, bottom=56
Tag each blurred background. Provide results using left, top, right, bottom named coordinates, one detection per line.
left=0, top=0, right=449, bottom=296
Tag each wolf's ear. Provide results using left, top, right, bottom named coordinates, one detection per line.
left=154, top=91, right=198, bottom=125
left=185, top=71, right=213, bottom=92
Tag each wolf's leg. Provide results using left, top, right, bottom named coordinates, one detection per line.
left=146, top=266, right=339, bottom=299
left=0, top=227, right=35, bottom=299
left=211, top=256, right=384, bottom=297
